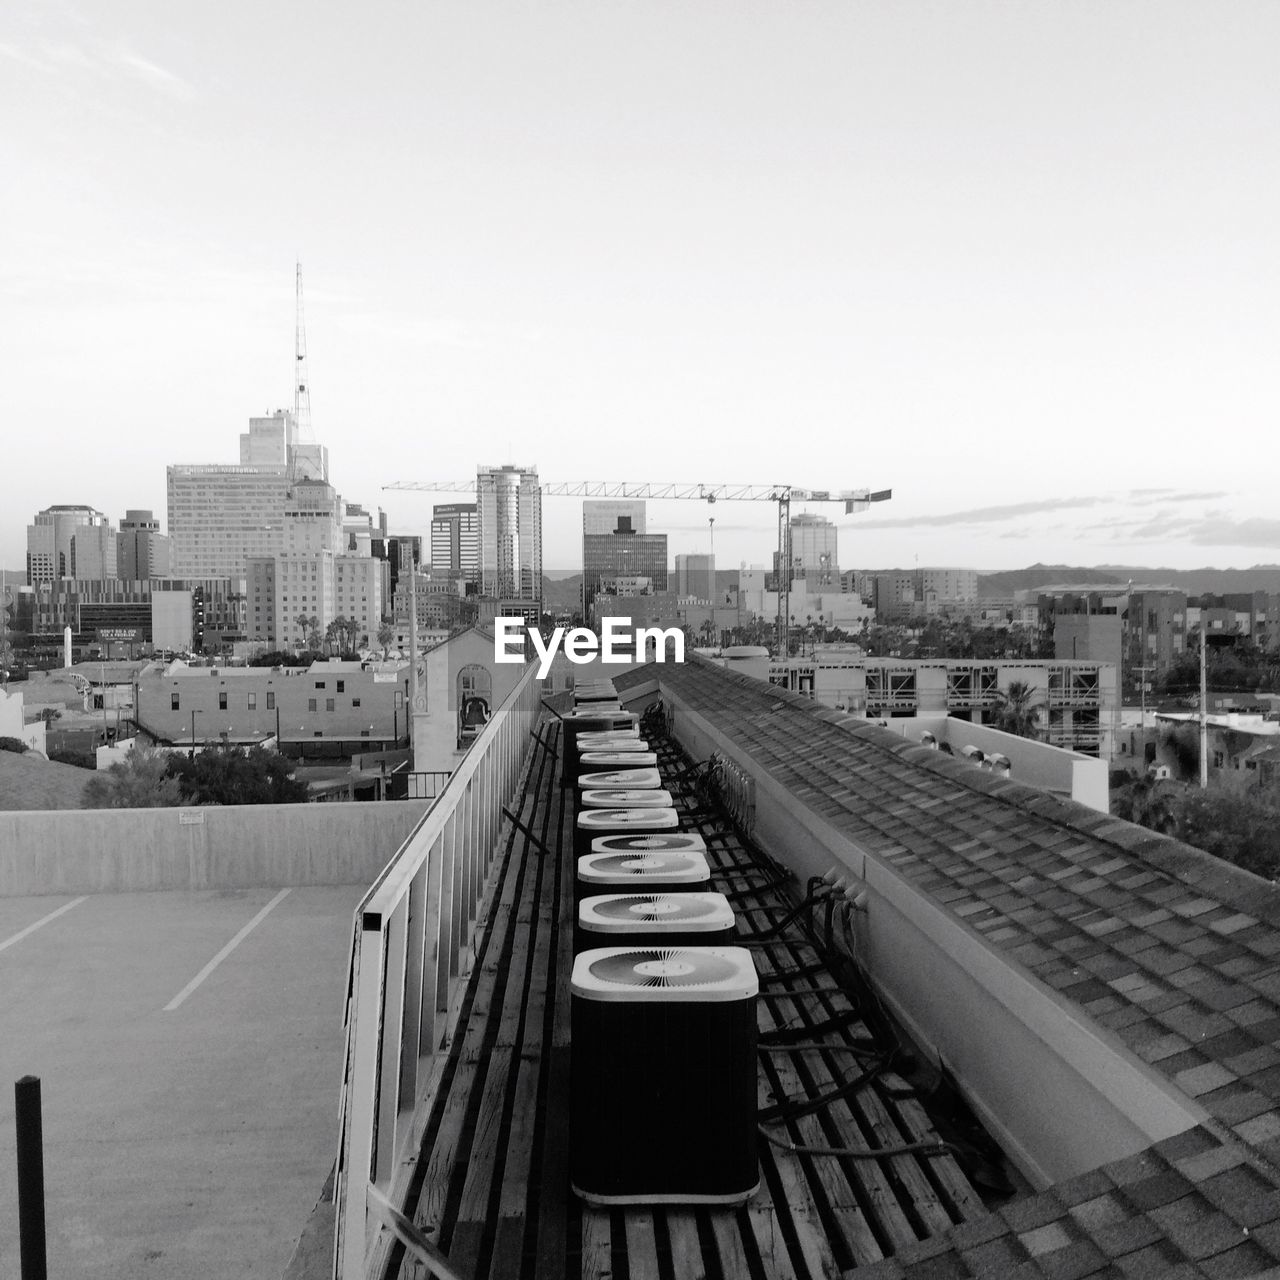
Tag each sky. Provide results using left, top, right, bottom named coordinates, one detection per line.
left=2, top=1, right=1277, bottom=576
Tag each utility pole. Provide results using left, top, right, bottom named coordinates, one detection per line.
left=1199, top=629, right=1208, bottom=790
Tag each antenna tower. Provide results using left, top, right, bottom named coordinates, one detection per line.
left=294, top=261, right=313, bottom=445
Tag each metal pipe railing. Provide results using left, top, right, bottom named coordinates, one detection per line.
left=333, top=665, right=542, bottom=1280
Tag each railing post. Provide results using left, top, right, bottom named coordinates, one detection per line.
left=339, top=916, right=385, bottom=1280
left=15, top=1075, right=47, bottom=1280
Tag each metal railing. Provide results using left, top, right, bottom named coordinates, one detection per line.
left=404, top=771, right=453, bottom=801
left=333, top=665, right=542, bottom=1280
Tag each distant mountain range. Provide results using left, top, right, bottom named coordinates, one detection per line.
left=976, top=563, right=1280, bottom=599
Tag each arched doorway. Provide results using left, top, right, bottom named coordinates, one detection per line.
left=456, top=664, right=492, bottom=748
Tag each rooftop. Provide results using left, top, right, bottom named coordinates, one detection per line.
left=342, top=655, right=1280, bottom=1280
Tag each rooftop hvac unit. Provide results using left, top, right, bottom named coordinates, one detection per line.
left=578, top=750, right=658, bottom=773
left=577, top=766, right=662, bottom=790
left=590, top=832, right=708, bottom=858
left=579, top=788, right=674, bottom=810
left=576, top=891, right=735, bottom=953
left=576, top=846, right=710, bottom=905
left=563, top=710, right=640, bottom=782
left=575, top=807, right=679, bottom=863
left=573, top=684, right=619, bottom=705
left=575, top=730, right=645, bottom=751
left=574, top=769, right=664, bottom=818
left=570, top=946, right=758, bottom=1205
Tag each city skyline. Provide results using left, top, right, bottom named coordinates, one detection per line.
left=3, top=4, right=1278, bottom=574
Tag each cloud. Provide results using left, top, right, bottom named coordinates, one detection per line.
left=854, top=496, right=1104, bottom=531
left=0, top=32, right=193, bottom=100
left=1186, top=518, right=1280, bottom=549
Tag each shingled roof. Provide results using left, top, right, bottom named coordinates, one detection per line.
left=612, top=657, right=1280, bottom=1278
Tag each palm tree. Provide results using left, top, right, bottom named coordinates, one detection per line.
left=377, top=620, right=395, bottom=659
left=295, top=614, right=311, bottom=653
left=993, top=681, right=1041, bottom=739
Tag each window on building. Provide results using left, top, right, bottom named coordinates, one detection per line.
left=218, top=692, right=228, bottom=710
left=248, top=692, right=257, bottom=710
left=352, top=697, right=361, bottom=708
left=336, top=680, right=345, bottom=693
left=1213, top=750, right=1224, bottom=769
left=171, top=693, right=180, bottom=710
left=326, top=698, right=335, bottom=712
left=361, top=728, right=370, bottom=737
left=308, top=698, right=317, bottom=712
left=266, top=692, right=275, bottom=710
left=315, top=680, right=325, bottom=689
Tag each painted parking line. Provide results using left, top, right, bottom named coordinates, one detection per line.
left=164, top=888, right=292, bottom=1012
left=0, top=897, right=87, bottom=955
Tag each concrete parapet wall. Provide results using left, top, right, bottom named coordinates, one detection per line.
left=0, top=801, right=430, bottom=896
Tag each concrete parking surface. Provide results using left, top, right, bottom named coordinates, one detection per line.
left=0, top=885, right=363, bottom=1279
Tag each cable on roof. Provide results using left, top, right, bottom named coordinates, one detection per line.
left=758, top=1126, right=959, bottom=1161
left=758, top=1054, right=895, bottom=1123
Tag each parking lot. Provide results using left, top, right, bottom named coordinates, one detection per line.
left=0, top=885, right=363, bottom=1279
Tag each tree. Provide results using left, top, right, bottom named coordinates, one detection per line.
left=306, top=615, right=321, bottom=652
left=377, top=620, right=395, bottom=658
left=165, top=744, right=309, bottom=805
left=83, top=749, right=184, bottom=808
left=295, top=613, right=311, bottom=651
left=992, top=681, right=1041, bottom=739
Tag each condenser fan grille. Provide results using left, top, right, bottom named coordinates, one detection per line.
left=587, top=949, right=740, bottom=988
left=592, top=895, right=717, bottom=922
left=591, top=854, right=700, bottom=876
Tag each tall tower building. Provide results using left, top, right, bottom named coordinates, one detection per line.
left=117, top=509, right=172, bottom=581
left=476, top=466, right=542, bottom=608
left=582, top=501, right=667, bottom=617
left=26, top=505, right=112, bottom=585
left=431, top=503, right=479, bottom=588
left=675, top=553, right=716, bottom=602
left=780, top=513, right=839, bottom=588
left=167, top=463, right=292, bottom=579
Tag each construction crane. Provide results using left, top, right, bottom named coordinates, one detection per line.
left=384, top=479, right=892, bottom=652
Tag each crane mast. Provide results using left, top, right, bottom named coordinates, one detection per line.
left=384, top=479, right=891, bottom=654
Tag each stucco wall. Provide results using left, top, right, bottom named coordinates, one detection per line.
left=0, top=800, right=430, bottom=896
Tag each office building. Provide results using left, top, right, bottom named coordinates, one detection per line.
left=675, top=553, right=715, bottom=602
left=26, top=504, right=113, bottom=585
left=476, top=465, right=542, bottom=608
left=582, top=500, right=667, bottom=617
left=779, top=513, right=839, bottom=588
left=117, top=510, right=172, bottom=581
left=430, top=504, right=479, bottom=587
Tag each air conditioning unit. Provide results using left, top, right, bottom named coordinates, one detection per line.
left=577, top=766, right=663, bottom=791
left=575, top=726, right=642, bottom=747
left=591, top=832, right=708, bottom=858
left=563, top=710, right=640, bottom=782
left=570, top=946, right=759, bottom=1205
left=579, top=788, right=674, bottom=811
left=576, top=891, right=735, bottom=953
left=576, top=846, right=710, bottom=906
left=572, top=681, right=618, bottom=705
left=575, top=777, right=668, bottom=818
left=575, top=807, right=680, bottom=864
left=577, top=749, right=658, bottom=776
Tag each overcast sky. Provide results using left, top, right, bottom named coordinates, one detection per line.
left=3, top=1, right=1277, bottom=575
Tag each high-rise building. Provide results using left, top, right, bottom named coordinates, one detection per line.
left=675, top=553, right=716, bottom=602
left=778, top=514, right=839, bottom=589
left=239, top=408, right=328, bottom=481
left=169, top=411, right=334, bottom=579
left=431, top=504, right=479, bottom=587
left=582, top=500, right=666, bottom=617
left=476, top=466, right=542, bottom=607
left=117, top=509, right=172, bottom=581
left=26, top=505, right=113, bottom=585
left=167, top=465, right=292, bottom=579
